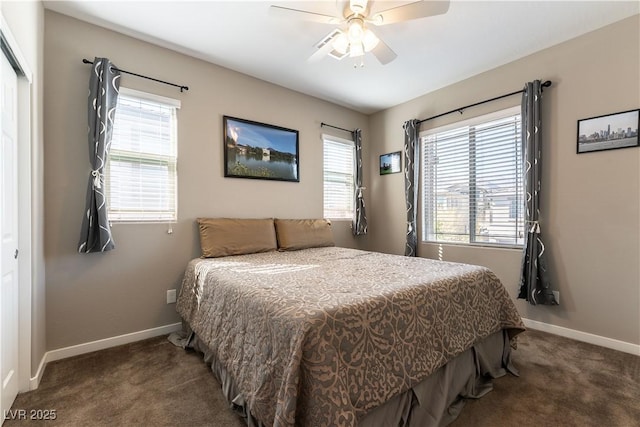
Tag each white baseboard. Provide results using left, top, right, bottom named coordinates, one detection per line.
left=29, top=322, right=182, bottom=390
left=522, top=318, right=640, bottom=356
left=28, top=320, right=637, bottom=390
left=29, top=351, right=48, bottom=390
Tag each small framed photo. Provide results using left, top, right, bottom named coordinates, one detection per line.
left=223, top=116, right=299, bottom=182
left=380, top=151, right=402, bottom=175
left=577, top=109, right=639, bottom=154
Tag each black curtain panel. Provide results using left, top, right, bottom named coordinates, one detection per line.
left=403, top=119, right=419, bottom=256
left=352, top=128, right=368, bottom=236
left=78, top=57, right=120, bottom=253
left=518, top=80, right=558, bottom=305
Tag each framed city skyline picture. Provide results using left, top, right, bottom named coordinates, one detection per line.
left=577, top=109, right=639, bottom=154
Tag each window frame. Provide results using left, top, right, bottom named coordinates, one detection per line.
left=419, top=106, right=524, bottom=249
left=106, top=87, right=180, bottom=224
left=322, top=134, right=356, bottom=221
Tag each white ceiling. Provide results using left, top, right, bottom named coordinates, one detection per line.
left=43, top=1, right=639, bottom=114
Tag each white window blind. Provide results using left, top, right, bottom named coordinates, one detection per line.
left=323, top=136, right=355, bottom=220
left=421, top=107, right=524, bottom=247
left=107, top=88, right=179, bottom=222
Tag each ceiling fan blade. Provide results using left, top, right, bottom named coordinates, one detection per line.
left=371, top=1, right=450, bottom=26
left=269, top=5, right=341, bottom=25
left=371, top=38, right=397, bottom=65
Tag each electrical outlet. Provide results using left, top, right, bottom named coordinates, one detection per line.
left=166, top=289, right=177, bottom=304
left=552, top=290, right=560, bottom=305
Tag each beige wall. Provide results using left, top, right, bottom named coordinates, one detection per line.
left=42, top=10, right=640, bottom=350
left=367, top=15, right=640, bottom=345
left=1, top=0, right=45, bottom=377
left=43, top=11, right=369, bottom=350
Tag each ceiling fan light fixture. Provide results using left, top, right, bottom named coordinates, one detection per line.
left=332, top=33, right=349, bottom=55
left=348, top=18, right=364, bottom=42
left=362, top=29, right=379, bottom=52
left=349, top=42, right=364, bottom=57
left=349, top=0, right=367, bottom=15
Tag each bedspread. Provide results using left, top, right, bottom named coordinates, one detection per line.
left=176, top=247, right=524, bottom=427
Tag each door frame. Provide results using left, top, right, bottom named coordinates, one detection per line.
left=1, top=13, right=34, bottom=393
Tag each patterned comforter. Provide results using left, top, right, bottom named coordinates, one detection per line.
left=177, top=247, right=524, bottom=427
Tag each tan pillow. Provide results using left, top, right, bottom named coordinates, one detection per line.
left=197, top=218, right=277, bottom=258
left=274, top=219, right=335, bottom=251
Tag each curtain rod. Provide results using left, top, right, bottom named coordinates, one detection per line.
left=321, top=122, right=354, bottom=133
left=418, top=80, right=552, bottom=125
left=82, top=59, right=189, bottom=92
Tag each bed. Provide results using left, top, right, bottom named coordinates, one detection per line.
left=173, top=218, right=525, bottom=427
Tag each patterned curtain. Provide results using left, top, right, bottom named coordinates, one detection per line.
left=352, top=129, right=368, bottom=236
left=518, top=80, right=557, bottom=305
left=78, top=58, right=121, bottom=253
left=403, top=119, right=419, bottom=256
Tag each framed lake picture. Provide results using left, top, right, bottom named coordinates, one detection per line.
left=380, top=151, right=402, bottom=175
left=223, top=116, right=299, bottom=182
left=577, top=109, right=639, bottom=154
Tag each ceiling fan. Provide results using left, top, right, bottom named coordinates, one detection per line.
left=270, top=0, right=450, bottom=66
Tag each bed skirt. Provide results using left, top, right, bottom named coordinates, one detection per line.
left=169, top=327, right=518, bottom=427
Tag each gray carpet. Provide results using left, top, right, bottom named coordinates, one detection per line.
left=6, top=330, right=639, bottom=426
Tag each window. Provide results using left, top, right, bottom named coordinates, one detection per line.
left=421, top=106, right=524, bottom=247
left=323, top=135, right=355, bottom=220
left=107, top=88, right=179, bottom=222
